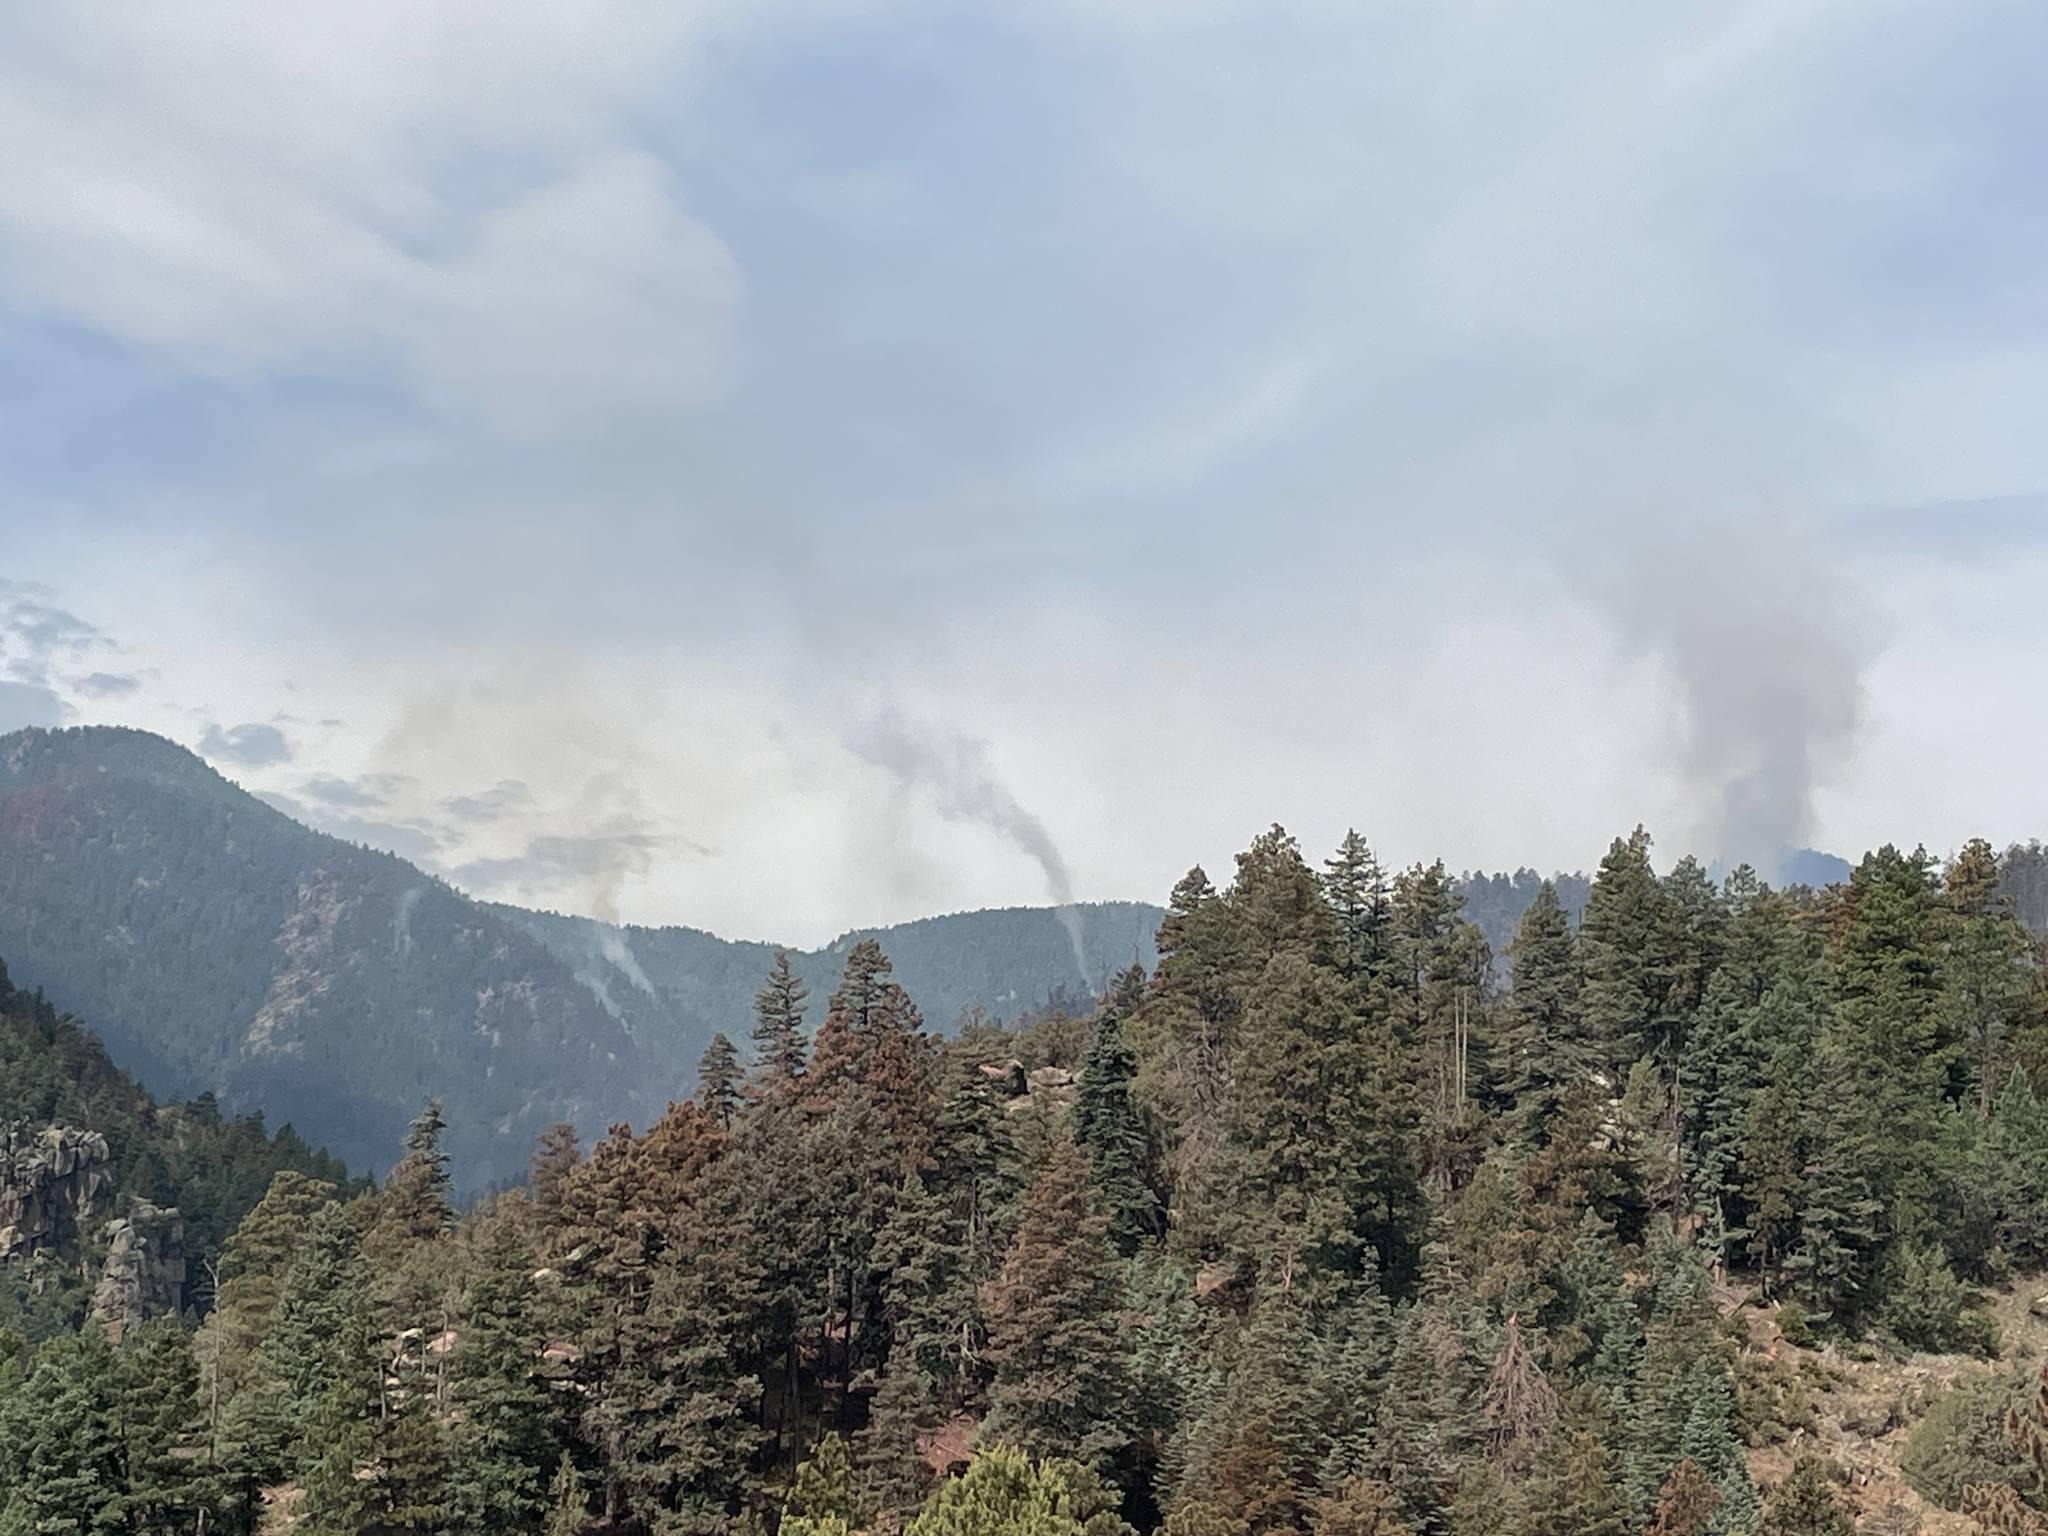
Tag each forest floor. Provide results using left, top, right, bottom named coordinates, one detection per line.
left=1728, top=1273, right=2048, bottom=1533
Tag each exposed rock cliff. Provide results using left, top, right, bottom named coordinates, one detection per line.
left=91, top=1199, right=188, bottom=1342
left=0, top=1124, right=110, bottom=1259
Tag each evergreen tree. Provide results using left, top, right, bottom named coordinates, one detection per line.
left=1946, top=839, right=2035, bottom=1119
left=1576, top=828, right=1680, bottom=1073
left=1756, top=1456, right=1853, bottom=1536
left=786, top=1431, right=870, bottom=1526
left=904, top=1447, right=1133, bottom=1536
left=1073, top=979, right=1159, bottom=1254
left=984, top=1140, right=1131, bottom=1472
left=1478, top=1315, right=1557, bottom=1476
left=530, top=1123, right=582, bottom=1233
left=1517, top=1391, right=1627, bottom=1536
left=114, top=1322, right=216, bottom=1533
left=382, top=1097, right=454, bottom=1239
left=1325, top=831, right=1391, bottom=983
left=0, top=1329, right=125, bottom=1536
left=1647, top=1459, right=1719, bottom=1536
left=1311, top=1477, right=1412, bottom=1536
left=1497, top=882, right=1585, bottom=1142
left=697, top=1032, right=743, bottom=1129
left=752, top=948, right=812, bottom=1087
left=449, top=1216, right=558, bottom=1534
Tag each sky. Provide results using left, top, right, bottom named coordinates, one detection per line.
left=3, top=1, right=2047, bottom=945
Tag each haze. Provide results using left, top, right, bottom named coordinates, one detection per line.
left=3, top=2, right=2045, bottom=944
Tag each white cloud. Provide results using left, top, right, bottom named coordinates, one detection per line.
left=0, top=2, right=740, bottom=428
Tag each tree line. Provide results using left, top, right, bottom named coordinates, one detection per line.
left=3, top=824, right=2047, bottom=1534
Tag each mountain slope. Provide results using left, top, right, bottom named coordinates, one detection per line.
left=0, top=727, right=1162, bottom=1185
left=0, top=951, right=355, bottom=1339
left=0, top=727, right=661, bottom=1185
left=504, top=899, right=1162, bottom=1075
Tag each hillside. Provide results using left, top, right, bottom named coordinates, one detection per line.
left=504, top=900, right=1162, bottom=1076
left=0, top=726, right=1161, bottom=1185
left=0, top=953, right=353, bottom=1341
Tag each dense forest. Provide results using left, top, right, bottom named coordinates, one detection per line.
left=9, top=823, right=2048, bottom=1534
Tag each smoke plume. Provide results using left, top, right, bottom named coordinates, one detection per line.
left=847, top=709, right=1090, bottom=984
left=1600, top=516, right=1876, bottom=877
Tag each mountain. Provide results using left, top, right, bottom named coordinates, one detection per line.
left=502, top=900, right=1161, bottom=1078
left=0, top=726, right=1161, bottom=1186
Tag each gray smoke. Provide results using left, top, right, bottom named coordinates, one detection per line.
left=1599, top=516, right=1875, bottom=876
left=847, top=708, right=1089, bottom=984
left=393, top=885, right=424, bottom=956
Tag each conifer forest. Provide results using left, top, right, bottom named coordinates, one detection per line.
left=6, top=824, right=2048, bottom=1535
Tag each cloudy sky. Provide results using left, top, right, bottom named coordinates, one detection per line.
left=3, top=1, right=2046, bottom=944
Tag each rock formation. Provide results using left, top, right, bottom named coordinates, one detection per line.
left=91, top=1199, right=187, bottom=1342
left=0, top=1124, right=110, bottom=1259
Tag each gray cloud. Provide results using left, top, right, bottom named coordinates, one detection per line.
left=301, top=771, right=416, bottom=810
left=72, top=671, right=142, bottom=699
left=0, top=582, right=106, bottom=687
left=0, top=680, right=64, bottom=735
left=199, top=722, right=293, bottom=768
left=443, top=779, right=536, bottom=824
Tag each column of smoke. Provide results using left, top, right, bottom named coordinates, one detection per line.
left=1600, top=517, right=1875, bottom=878
left=847, top=709, right=1091, bottom=987
left=393, top=886, right=424, bottom=956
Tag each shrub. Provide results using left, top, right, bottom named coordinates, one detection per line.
left=1899, top=1370, right=2034, bottom=1511
left=1879, top=1243, right=1998, bottom=1357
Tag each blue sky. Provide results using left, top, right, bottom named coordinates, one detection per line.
left=3, top=1, right=2046, bottom=942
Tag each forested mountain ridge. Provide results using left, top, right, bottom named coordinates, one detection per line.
left=0, top=727, right=661, bottom=1185
left=0, top=954, right=354, bottom=1343
left=0, top=726, right=1160, bottom=1186
left=504, top=900, right=1163, bottom=1075
left=5, top=820, right=2047, bottom=1534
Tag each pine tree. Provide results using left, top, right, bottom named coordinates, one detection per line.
left=1518, top=1391, right=1627, bottom=1536
left=1962, top=1360, right=2048, bottom=1533
left=384, top=1097, right=454, bottom=1238
left=265, top=1200, right=378, bottom=1470
left=870, top=1171, right=975, bottom=1401
left=284, top=1206, right=384, bottom=1536
left=1073, top=979, right=1159, bottom=1254
left=1945, top=839, right=2035, bottom=1119
left=1576, top=827, right=1681, bottom=1073
left=1756, top=1455, right=1853, bottom=1536
left=568, top=1104, right=764, bottom=1535
left=530, top=1123, right=581, bottom=1233
left=114, top=1322, right=216, bottom=1533
left=903, top=1447, right=1133, bottom=1536
left=1498, top=882, right=1586, bottom=1142
left=1479, top=1315, right=1557, bottom=1476
left=752, top=948, right=812, bottom=1088
left=697, top=1032, right=743, bottom=1129
left=1325, top=831, right=1391, bottom=983
left=0, top=1329, right=126, bottom=1536
left=449, top=1216, right=558, bottom=1534
left=1647, top=1459, right=1719, bottom=1536
left=860, top=1363, right=939, bottom=1518
left=786, top=1431, right=871, bottom=1527
left=1311, top=1476, right=1412, bottom=1536
left=983, top=1140, right=1131, bottom=1472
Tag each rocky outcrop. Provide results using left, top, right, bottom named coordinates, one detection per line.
left=0, top=1124, right=110, bottom=1259
left=90, top=1199, right=187, bottom=1342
